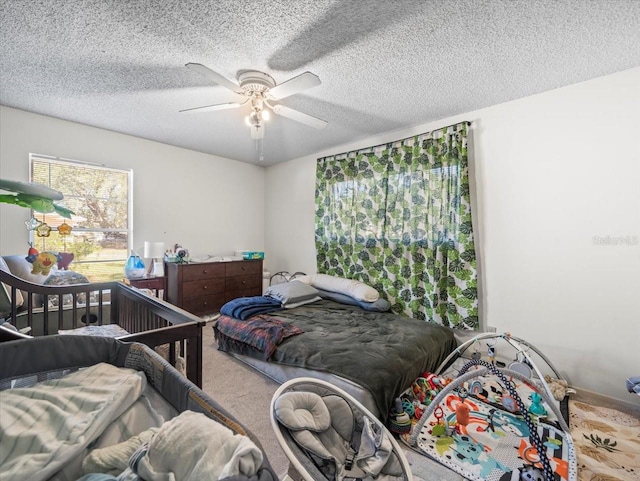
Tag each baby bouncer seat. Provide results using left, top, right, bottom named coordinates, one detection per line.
left=271, top=377, right=413, bottom=481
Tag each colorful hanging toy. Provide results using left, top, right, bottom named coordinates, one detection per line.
left=431, top=406, right=446, bottom=436
left=35, top=222, right=52, bottom=237
left=487, top=343, right=496, bottom=364
left=57, top=221, right=72, bottom=236
left=528, top=392, right=547, bottom=416
left=57, top=252, right=74, bottom=270
left=26, top=247, right=61, bottom=276
left=56, top=220, right=74, bottom=270
left=455, top=387, right=470, bottom=429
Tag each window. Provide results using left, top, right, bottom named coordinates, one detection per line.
left=30, top=155, right=132, bottom=282
left=328, top=164, right=461, bottom=246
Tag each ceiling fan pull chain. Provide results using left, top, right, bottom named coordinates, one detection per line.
left=255, top=138, right=264, bottom=162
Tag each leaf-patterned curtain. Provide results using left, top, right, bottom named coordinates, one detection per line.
left=315, top=122, right=478, bottom=329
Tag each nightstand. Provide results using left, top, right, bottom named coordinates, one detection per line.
left=128, top=276, right=167, bottom=300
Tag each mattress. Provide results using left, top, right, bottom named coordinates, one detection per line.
left=215, top=299, right=458, bottom=420
left=229, top=350, right=381, bottom=416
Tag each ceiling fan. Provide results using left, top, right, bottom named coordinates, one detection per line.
left=181, top=63, right=328, bottom=153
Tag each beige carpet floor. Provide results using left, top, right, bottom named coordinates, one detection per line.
left=200, top=324, right=290, bottom=478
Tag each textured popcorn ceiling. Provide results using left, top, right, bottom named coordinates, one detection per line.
left=0, top=1, right=639, bottom=166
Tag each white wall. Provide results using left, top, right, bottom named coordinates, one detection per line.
left=0, top=106, right=265, bottom=259
left=265, top=67, right=640, bottom=403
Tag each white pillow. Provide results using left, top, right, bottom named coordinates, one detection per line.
left=309, top=274, right=379, bottom=302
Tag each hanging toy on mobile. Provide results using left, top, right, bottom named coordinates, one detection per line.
left=431, top=406, right=447, bottom=437
left=487, top=342, right=496, bottom=364
left=528, top=392, right=547, bottom=417
left=56, top=221, right=75, bottom=270
left=455, top=387, right=470, bottom=432
left=25, top=246, right=61, bottom=276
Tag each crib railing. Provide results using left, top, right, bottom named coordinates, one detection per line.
left=113, top=283, right=205, bottom=386
left=0, top=271, right=114, bottom=334
left=0, top=270, right=205, bottom=387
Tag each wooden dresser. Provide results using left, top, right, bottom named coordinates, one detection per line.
left=166, top=259, right=263, bottom=316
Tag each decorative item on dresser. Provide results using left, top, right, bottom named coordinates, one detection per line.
left=166, top=259, right=263, bottom=316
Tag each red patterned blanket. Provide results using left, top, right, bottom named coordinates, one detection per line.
left=214, top=315, right=304, bottom=360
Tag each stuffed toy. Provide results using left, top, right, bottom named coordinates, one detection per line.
left=544, top=375, right=569, bottom=401
left=57, top=252, right=74, bottom=270
left=26, top=251, right=61, bottom=276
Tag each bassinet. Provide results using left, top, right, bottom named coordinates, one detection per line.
left=0, top=335, right=278, bottom=481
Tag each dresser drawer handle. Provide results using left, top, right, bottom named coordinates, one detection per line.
left=203, top=301, right=208, bottom=305
left=202, top=270, right=208, bottom=274
left=242, top=280, right=246, bottom=285
left=242, top=266, right=246, bottom=270
left=203, top=285, right=208, bottom=290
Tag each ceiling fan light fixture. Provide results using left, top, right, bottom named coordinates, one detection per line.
left=238, top=71, right=276, bottom=95
left=183, top=63, right=328, bottom=161
left=246, top=109, right=263, bottom=127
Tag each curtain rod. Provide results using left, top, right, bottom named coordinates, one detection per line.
left=318, top=121, right=471, bottom=161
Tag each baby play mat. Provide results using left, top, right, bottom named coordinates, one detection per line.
left=407, top=361, right=577, bottom=481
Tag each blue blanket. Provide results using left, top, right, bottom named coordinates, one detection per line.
left=220, top=296, right=283, bottom=320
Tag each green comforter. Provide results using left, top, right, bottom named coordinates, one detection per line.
left=216, top=299, right=457, bottom=419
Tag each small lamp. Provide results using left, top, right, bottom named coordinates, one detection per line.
left=144, top=241, right=165, bottom=277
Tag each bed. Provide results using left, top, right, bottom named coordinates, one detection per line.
left=0, top=335, right=278, bottom=481
left=213, top=296, right=458, bottom=421
left=0, top=268, right=205, bottom=387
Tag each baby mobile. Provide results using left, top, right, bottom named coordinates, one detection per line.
left=25, top=214, right=75, bottom=273
left=0, top=179, right=75, bottom=275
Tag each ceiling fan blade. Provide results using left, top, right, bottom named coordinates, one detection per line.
left=267, top=72, right=321, bottom=100
left=185, top=63, right=242, bottom=94
left=272, top=104, right=328, bottom=129
left=179, top=102, right=244, bottom=113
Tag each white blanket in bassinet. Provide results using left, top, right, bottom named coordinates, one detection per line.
left=126, top=410, right=264, bottom=480
left=0, top=363, right=146, bottom=481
